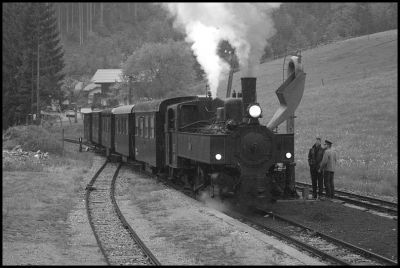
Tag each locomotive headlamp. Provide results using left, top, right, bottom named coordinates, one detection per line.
left=215, top=153, right=222, bottom=160
left=286, top=152, right=292, bottom=159
left=248, top=104, right=262, bottom=118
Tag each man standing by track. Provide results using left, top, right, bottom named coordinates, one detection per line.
left=308, top=137, right=325, bottom=199
left=319, top=140, right=337, bottom=198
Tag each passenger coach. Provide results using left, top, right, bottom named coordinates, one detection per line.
left=82, top=108, right=93, bottom=143
left=100, top=108, right=115, bottom=156
left=133, top=97, right=197, bottom=173
left=112, top=105, right=135, bottom=161
left=91, top=110, right=102, bottom=146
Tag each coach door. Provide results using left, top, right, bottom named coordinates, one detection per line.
left=166, top=108, right=176, bottom=166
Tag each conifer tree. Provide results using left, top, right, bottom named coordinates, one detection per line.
left=2, top=3, right=29, bottom=128
left=21, top=3, right=65, bottom=114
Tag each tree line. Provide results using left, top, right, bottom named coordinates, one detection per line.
left=2, top=3, right=397, bottom=129
left=3, top=3, right=64, bottom=129
left=263, top=3, right=397, bottom=59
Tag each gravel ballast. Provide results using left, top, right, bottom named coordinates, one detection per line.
left=115, top=166, right=326, bottom=265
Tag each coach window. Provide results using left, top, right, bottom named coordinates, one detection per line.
left=125, top=117, right=128, bottom=135
left=144, top=115, right=148, bottom=138
left=168, top=109, right=175, bottom=130
left=150, top=115, right=154, bottom=139
left=119, top=118, right=122, bottom=135
left=122, top=117, right=125, bottom=135
left=139, top=117, right=144, bottom=137
left=123, top=117, right=125, bottom=135
left=135, top=117, right=139, bottom=136
left=118, top=118, right=121, bottom=135
left=124, top=116, right=128, bottom=135
left=123, top=117, right=126, bottom=135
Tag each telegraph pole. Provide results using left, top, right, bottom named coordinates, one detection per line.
left=36, top=40, right=40, bottom=124
left=128, top=75, right=133, bottom=105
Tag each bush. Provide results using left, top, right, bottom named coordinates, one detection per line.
left=3, top=125, right=63, bottom=155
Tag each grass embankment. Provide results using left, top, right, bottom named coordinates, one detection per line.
left=2, top=121, right=94, bottom=264
left=218, top=30, right=398, bottom=198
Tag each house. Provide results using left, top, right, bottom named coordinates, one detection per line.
left=91, top=69, right=123, bottom=93
left=90, top=69, right=123, bottom=106
left=83, top=83, right=102, bottom=104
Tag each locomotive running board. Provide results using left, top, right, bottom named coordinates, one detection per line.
left=267, top=56, right=306, bottom=130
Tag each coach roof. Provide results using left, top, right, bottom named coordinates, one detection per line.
left=100, top=108, right=113, bottom=115
left=133, top=96, right=198, bottom=113
left=111, top=105, right=135, bottom=114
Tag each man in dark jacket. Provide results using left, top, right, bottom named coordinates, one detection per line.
left=308, top=137, right=325, bottom=199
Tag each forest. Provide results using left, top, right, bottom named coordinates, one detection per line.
left=2, top=2, right=398, bottom=129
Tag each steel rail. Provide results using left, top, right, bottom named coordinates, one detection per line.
left=257, top=209, right=398, bottom=266
left=227, top=210, right=351, bottom=265
left=137, top=169, right=348, bottom=265
left=110, top=163, right=161, bottom=266
left=295, top=182, right=397, bottom=215
left=85, top=159, right=111, bottom=265
left=123, top=162, right=396, bottom=265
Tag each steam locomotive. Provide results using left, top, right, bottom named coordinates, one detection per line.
left=83, top=55, right=306, bottom=207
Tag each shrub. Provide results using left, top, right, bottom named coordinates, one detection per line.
left=3, top=125, right=63, bottom=155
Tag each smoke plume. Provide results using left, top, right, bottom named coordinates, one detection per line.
left=162, top=3, right=281, bottom=97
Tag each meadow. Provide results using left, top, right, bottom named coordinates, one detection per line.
left=218, top=30, right=398, bottom=198
left=2, top=120, right=98, bottom=264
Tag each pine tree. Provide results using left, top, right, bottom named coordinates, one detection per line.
left=41, top=3, right=66, bottom=105
left=2, top=3, right=30, bottom=128
left=21, top=3, right=66, bottom=115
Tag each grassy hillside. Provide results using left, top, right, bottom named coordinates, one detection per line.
left=217, top=30, right=398, bottom=197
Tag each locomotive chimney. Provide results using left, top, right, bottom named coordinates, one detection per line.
left=241, top=77, right=257, bottom=119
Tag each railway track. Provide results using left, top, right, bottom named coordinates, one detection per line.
left=253, top=209, right=397, bottom=265
left=247, top=209, right=398, bottom=265
left=78, top=143, right=396, bottom=265
left=85, top=159, right=161, bottom=265
left=151, top=170, right=397, bottom=265
left=295, top=182, right=398, bottom=218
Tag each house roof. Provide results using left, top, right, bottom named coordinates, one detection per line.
left=91, top=69, right=123, bottom=83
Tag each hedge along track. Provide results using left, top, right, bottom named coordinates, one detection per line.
left=85, top=159, right=161, bottom=265
left=295, top=182, right=397, bottom=219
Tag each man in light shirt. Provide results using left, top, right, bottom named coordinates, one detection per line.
left=319, top=140, right=337, bottom=198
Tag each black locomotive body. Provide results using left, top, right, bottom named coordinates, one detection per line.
left=165, top=77, right=297, bottom=206
left=84, top=55, right=306, bottom=207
